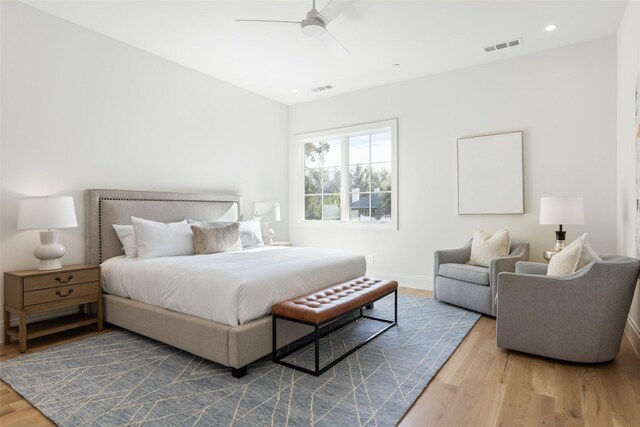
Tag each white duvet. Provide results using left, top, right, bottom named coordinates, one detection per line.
left=101, top=246, right=366, bottom=327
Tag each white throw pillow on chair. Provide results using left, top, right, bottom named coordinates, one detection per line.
left=547, top=233, right=601, bottom=276
left=469, top=227, right=511, bottom=267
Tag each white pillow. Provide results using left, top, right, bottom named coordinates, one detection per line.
left=469, top=227, right=511, bottom=267
left=547, top=233, right=601, bottom=276
left=188, top=218, right=264, bottom=249
left=132, top=217, right=194, bottom=259
left=112, top=224, right=137, bottom=258
left=238, top=218, right=264, bottom=248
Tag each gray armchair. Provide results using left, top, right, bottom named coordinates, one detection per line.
left=434, top=239, right=530, bottom=316
left=497, top=255, right=640, bottom=363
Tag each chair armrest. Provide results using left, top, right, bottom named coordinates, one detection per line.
left=515, top=261, right=548, bottom=275
left=433, top=239, right=472, bottom=297
left=491, top=254, right=528, bottom=277
left=491, top=243, right=530, bottom=277
left=488, top=243, right=529, bottom=314
left=434, top=239, right=472, bottom=266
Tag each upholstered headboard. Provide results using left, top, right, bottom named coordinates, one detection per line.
left=85, top=189, right=242, bottom=264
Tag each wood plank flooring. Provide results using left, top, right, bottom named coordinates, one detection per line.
left=397, top=288, right=640, bottom=427
left=0, top=287, right=638, bottom=426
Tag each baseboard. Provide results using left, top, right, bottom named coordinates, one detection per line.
left=625, top=316, right=640, bottom=358
left=0, top=307, right=79, bottom=331
left=365, top=271, right=433, bottom=290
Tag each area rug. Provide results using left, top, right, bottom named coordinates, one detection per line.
left=0, top=294, right=480, bottom=426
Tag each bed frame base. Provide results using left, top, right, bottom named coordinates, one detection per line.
left=232, top=366, right=247, bottom=378
left=103, top=293, right=313, bottom=377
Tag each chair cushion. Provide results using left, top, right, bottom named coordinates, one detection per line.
left=439, top=263, right=490, bottom=286
left=469, top=227, right=511, bottom=267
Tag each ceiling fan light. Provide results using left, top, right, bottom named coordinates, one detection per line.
left=302, top=21, right=326, bottom=37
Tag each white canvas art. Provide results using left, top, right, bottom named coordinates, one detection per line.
left=457, top=131, right=524, bottom=215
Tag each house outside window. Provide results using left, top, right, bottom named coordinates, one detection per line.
left=296, top=119, right=398, bottom=229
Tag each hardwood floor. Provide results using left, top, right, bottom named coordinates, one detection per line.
left=398, top=288, right=640, bottom=427
left=0, top=288, right=639, bottom=426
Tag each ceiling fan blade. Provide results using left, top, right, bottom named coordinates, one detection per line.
left=236, top=19, right=302, bottom=24
left=320, top=28, right=349, bottom=57
left=319, top=0, right=357, bottom=23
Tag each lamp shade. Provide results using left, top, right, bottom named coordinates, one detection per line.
left=539, top=197, right=584, bottom=225
left=254, top=202, right=281, bottom=222
left=18, top=196, right=78, bottom=230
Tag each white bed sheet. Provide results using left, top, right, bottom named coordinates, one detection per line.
left=101, top=246, right=366, bottom=327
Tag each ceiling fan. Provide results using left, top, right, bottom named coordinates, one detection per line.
left=236, top=0, right=356, bottom=57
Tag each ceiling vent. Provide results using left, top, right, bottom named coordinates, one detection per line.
left=311, top=84, right=334, bottom=93
left=483, top=38, right=522, bottom=53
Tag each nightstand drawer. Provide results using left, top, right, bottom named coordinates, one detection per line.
left=24, top=269, right=99, bottom=291
left=24, top=282, right=100, bottom=306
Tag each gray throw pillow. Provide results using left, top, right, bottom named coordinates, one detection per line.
left=188, top=219, right=264, bottom=249
left=191, top=223, right=242, bottom=255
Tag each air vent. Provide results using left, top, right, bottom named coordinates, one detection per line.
left=311, top=84, right=334, bottom=93
left=483, top=38, right=522, bottom=53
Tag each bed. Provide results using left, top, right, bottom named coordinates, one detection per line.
left=85, top=189, right=366, bottom=377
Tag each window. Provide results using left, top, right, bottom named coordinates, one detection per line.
left=297, top=119, right=397, bottom=229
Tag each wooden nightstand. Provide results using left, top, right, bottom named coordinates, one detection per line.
left=271, top=242, right=292, bottom=247
left=3, top=264, right=103, bottom=353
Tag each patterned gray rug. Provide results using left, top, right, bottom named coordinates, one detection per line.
left=0, top=294, right=480, bottom=426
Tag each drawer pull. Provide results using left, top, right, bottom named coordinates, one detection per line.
left=55, top=289, right=74, bottom=298
left=55, top=275, right=74, bottom=284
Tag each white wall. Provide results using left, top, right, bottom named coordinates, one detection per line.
left=616, top=0, right=640, bottom=352
left=290, top=37, right=617, bottom=289
left=0, top=1, right=289, bottom=324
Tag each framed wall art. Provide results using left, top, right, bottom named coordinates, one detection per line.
left=457, top=131, right=524, bottom=215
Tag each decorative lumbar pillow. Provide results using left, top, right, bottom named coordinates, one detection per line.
left=131, top=217, right=194, bottom=259
left=188, top=218, right=264, bottom=249
left=547, top=233, right=601, bottom=276
left=191, top=223, right=242, bottom=255
left=469, top=227, right=511, bottom=267
left=112, top=224, right=137, bottom=258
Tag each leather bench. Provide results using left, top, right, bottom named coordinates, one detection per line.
left=272, top=277, right=398, bottom=376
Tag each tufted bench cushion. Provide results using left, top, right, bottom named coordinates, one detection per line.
left=272, top=277, right=398, bottom=324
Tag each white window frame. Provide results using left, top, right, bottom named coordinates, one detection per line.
left=295, top=119, right=398, bottom=230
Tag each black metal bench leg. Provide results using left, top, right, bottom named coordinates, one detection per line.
left=232, top=366, right=247, bottom=378
left=394, top=290, right=398, bottom=323
left=314, top=325, right=320, bottom=374
left=272, top=315, right=277, bottom=362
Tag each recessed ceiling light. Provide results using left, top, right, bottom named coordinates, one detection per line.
left=289, top=89, right=298, bottom=93
left=545, top=24, right=557, bottom=32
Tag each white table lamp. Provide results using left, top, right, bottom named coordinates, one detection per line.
left=539, top=196, right=584, bottom=261
left=18, top=196, right=78, bottom=270
left=254, top=202, right=281, bottom=245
